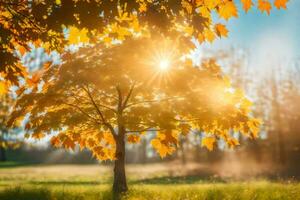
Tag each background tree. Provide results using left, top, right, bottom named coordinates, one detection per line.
left=9, top=37, right=261, bottom=192
left=0, top=87, right=22, bottom=161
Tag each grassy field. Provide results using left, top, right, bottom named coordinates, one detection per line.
left=0, top=162, right=299, bottom=200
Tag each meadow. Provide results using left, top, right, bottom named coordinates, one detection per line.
left=0, top=163, right=299, bottom=200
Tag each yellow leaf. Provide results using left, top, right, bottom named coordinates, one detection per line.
left=178, top=123, right=191, bottom=136
left=218, top=1, right=238, bottom=20
left=198, top=33, right=205, bottom=43
left=68, top=26, right=89, bottom=45
left=151, top=138, right=175, bottom=158
left=55, top=0, right=61, bottom=5
left=201, top=137, right=215, bottom=151
left=0, top=81, right=7, bottom=95
left=199, top=6, right=211, bottom=18
left=204, top=29, right=215, bottom=43
left=223, top=76, right=231, bottom=87
left=227, top=138, right=240, bottom=148
left=204, top=0, right=221, bottom=9
left=139, top=2, right=147, bottom=12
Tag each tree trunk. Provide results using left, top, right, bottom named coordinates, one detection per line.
left=113, top=134, right=128, bottom=194
left=0, top=146, right=6, bottom=162
left=180, top=137, right=186, bottom=165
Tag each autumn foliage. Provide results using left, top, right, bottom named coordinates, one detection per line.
left=0, top=0, right=288, bottom=85
left=1, top=0, right=288, bottom=193
left=8, top=37, right=260, bottom=159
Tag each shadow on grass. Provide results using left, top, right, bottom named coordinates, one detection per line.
left=0, top=187, right=51, bottom=200
left=132, top=175, right=226, bottom=185
left=0, top=161, right=38, bottom=168
left=0, top=187, right=115, bottom=200
left=29, top=180, right=103, bottom=186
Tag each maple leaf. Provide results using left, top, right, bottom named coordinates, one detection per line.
left=63, top=137, right=75, bottom=150
left=127, top=135, right=141, bottom=144
left=258, top=0, right=272, bottom=15
left=218, top=1, right=238, bottom=20
left=151, top=139, right=175, bottom=158
left=227, top=138, right=240, bottom=148
left=50, top=136, right=61, bottom=147
left=178, top=123, right=191, bottom=136
left=201, top=137, right=216, bottom=151
left=241, top=0, right=253, bottom=13
left=215, top=24, right=228, bottom=38
left=0, top=82, right=7, bottom=96
left=198, top=33, right=206, bottom=43
left=18, top=45, right=27, bottom=56
left=204, top=29, right=216, bottom=43
left=68, top=26, right=89, bottom=45
left=274, top=0, right=288, bottom=9
left=32, top=132, right=45, bottom=140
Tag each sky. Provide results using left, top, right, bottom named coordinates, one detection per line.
left=209, top=0, right=300, bottom=60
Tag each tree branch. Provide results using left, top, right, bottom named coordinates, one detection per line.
left=126, top=127, right=163, bottom=133
left=62, top=102, right=100, bottom=125
left=122, top=83, right=135, bottom=110
left=116, top=86, right=123, bottom=113
left=82, top=85, right=116, bottom=136
left=124, top=96, right=182, bottom=110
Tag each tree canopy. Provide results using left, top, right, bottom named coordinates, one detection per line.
left=8, top=37, right=261, bottom=159
left=0, top=0, right=288, bottom=85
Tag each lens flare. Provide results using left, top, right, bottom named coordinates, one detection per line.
left=159, top=59, right=170, bottom=71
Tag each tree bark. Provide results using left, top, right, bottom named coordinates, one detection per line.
left=113, top=132, right=128, bottom=194
left=0, top=146, right=6, bottom=162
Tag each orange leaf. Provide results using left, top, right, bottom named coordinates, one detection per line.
left=274, top=0, right=288, bottom=9
left=218, top=1, right=238, bottom=20
left=215, top=24, right=228, bottom=38
left=32, top=132, right=45, bottom=140
left=18, top=46, right=27, bottom=56
left=127, top=135, right=141, bottom=144
left=63, top=137, right=75, bottom=150
left=51, top=136, right=61, bottom=147
left=241, top=0, right=253, bottom=13
left=258, top=0, right=272, bottom=15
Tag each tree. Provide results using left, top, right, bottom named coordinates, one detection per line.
left=0, top=85, right=22, bottom=161
left=2, top=0, right=288, bottom=195
left=0, top=0, right=288, bottom=85
left=9, top=37, right=261, bottom=192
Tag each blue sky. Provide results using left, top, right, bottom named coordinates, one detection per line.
left=209, top=0, right=300, bottom=58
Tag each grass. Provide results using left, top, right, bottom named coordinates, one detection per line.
left=0, top=162, right=299, bottom=200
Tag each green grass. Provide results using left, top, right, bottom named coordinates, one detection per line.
left=0, top=163, right=299, bottom=200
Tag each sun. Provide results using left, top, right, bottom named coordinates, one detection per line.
left=158, top=59, right=170, bottom=71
